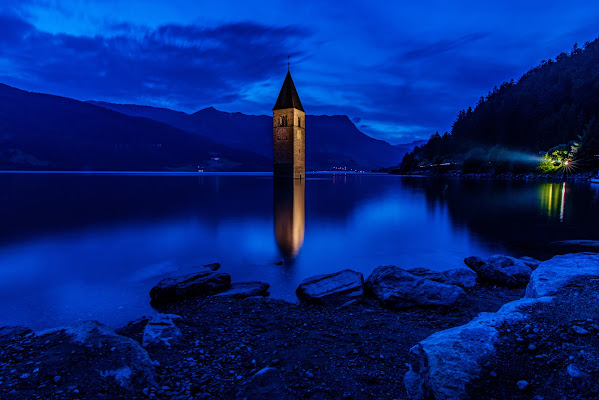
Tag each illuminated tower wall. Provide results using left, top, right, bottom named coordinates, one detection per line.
left=273, top=71, right=305, bottom=179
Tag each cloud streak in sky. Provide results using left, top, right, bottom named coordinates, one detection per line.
left=0, top=14, right=307, bottom=111
left=1, top=0, right=599, bottom=144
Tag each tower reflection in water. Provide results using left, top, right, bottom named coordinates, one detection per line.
left=273, top=178, right=305, bottom=262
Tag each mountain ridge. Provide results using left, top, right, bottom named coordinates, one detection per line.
left=86, top=100, right=408, bottom=170
left=0, top=84, right=270, bottom=171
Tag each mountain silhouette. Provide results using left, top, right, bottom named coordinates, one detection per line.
left=0, top=84, right=269, bottom=171
left=88, top=101, right=407, bottom=170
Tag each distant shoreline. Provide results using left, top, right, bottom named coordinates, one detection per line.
left=0, top=170, right=390, bottom=176
left=393, top=170, right=596, bottom=182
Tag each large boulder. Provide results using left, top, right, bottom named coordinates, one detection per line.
left=150, top=270, right=231, bottom=304
left=464, top=255, right=531, bottom=287
left=406, top=268, right=462, bottom=287
left=141, top=314, right=183, bottom=348
left=404, top=252, right=599, bottom=400
left=526, top=252, right=599, bottom=298
left=442, top=268, right=478, bottom=288
left=296, top=269, right=364, bottom=305
left=519, top=256, right=542, bottom=270
left=365, top=266, right=466, bottom=309
left=40, top=320, right=156, bottom=389
left=404, top=298, right=544, bottom=400
left=216, top=282, right=270, bottom=298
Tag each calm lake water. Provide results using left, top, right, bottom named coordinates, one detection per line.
left=1, top=172, right=599, bottom=330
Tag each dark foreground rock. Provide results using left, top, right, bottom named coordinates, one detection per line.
left=464, top=254, right=532, bottom=287
left=141, top=314, right=183, bottom=348
left=442, top=268, right=478, bottom=288
left=519, top=256, right=542, bottom=270
left=295, top=269, right=364, bottom=305
left=405, top=268, right=462, bottom=287
left=150, top=270, right=231, bottom=304
left=0, top=320, right=156, bottom=399
left=216, top=282, right=270, bottom=298
left=365, top=265, right=466, bottom=309
left=405, top=252, right=599, bottom=400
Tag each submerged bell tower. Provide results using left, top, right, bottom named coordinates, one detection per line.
left=273, top=70, right=305, bottom=179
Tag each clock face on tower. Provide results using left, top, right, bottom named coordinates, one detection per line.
left=276, top=127, right=288, bottom=141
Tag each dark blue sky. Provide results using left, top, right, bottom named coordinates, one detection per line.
left=2, top=1, right=599, bottom=144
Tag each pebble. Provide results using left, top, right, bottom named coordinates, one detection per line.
left=53, top=376, right=61, bottom=383
left=572, top=326, right=589, bottom=335
left=19, top=373, right=30, bottom=379
left=517, top=380, right=529, bottom=390
left=567, top=364, right=589, bottom=378
left=528, top=344, right=536, bottom=351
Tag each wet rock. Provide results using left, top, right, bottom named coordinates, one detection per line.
left=216, top=282, right=270, bottom=298
left=526, top=253, right=599, bottom=298
left=200, top=263, right=221, bottom=271
left=405, top=268, right=462, bottom=287
left=464, top=255, right=532, bottom=287
left=442, top=268, right=478, bottom=288
left=142, top=314, right=183, bottom=348
left=296, top=269, right=364, bottom=305
left=519, top=256, right=542, bottom=270
left=39, top=320, right=156, bottom=389
left=365, top=266, right=465, bottom=309
left=150, top=270, right=231, bottom=304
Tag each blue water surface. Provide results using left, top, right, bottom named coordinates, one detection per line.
left=0, top=172, right=597, bottom=329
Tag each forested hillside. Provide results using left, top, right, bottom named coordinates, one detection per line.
left=401, top=37, right=599, bottom=173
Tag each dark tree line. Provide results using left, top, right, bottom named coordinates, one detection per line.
left=401, top=37, right=599, bottom=173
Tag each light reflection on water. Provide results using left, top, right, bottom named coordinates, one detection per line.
left=0, top=173, right=598, bottom=330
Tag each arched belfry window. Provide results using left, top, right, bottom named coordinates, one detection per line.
left=279, top=115, right=288, bottom=127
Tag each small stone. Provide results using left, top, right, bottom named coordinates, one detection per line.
left=517, top=380, right=529, bottom=390
left=306, top=371, right=314, bottom=379
left=572, top=326, right=589, bottom=335
left=19, top=373, right=30, bottom=379
left=528, top=344, right=537, bottom=351
left=53, top=376, right=61, bottom=383
left=567, top=364, right=589, bottom=378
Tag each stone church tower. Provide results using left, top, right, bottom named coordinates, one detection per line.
left=273, top=71, right=305, bottom=179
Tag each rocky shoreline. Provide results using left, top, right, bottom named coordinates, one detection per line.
left=1, top=253, right=598, bottom=399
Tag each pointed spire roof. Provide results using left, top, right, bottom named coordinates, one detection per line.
left=273, top=71, right=304, bottom=112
